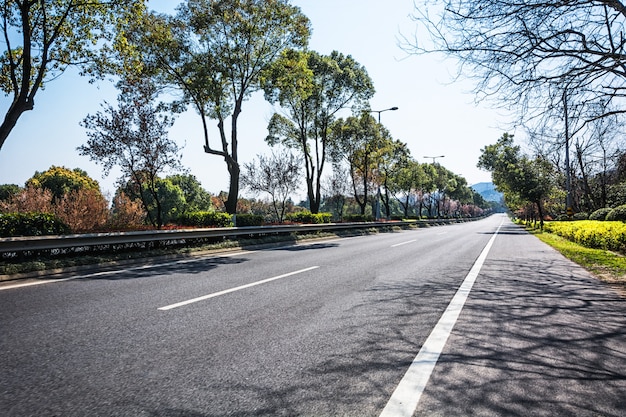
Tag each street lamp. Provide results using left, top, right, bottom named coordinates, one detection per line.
left=424, top=155, right=445, bottom=164
left=368, top=106, right=398, bottom=220
left=370, top=106, right=399, bottom=123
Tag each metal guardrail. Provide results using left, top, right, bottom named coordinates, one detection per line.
left=0, top=218, right=473, bottom=256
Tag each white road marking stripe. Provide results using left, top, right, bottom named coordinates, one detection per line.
left=379, top=221, right=503, bottom=417
left=158, top=266, right=320, bottom=311
left=0, top=251, right=256, bottom=291
left=391, top=240, right=416, bottom=248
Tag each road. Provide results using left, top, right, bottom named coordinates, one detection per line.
left=1, top=214, right=625, bottom=416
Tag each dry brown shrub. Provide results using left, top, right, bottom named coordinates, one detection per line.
left=55, top=189, right=109, bottom=233
left=0, top=186, right=54, bottom=214
left=108, top=192, right=146, bottom=230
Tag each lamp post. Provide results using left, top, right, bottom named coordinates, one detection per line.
left=424, top=155, right=445, bottom=164
left=370, top=106, right=399, bottom=123
left=369, top=106, right=398, bottom=219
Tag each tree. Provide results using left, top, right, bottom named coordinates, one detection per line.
left=167, top=174, right=213, bottom=214
left=408, top=1, right=626, bottom=131
left=389, top=159, right=426, bottom=218
left=120, top=177, right=186, bottom=226
left=478, top=133, right=556, bottom=227
left=125, top=1, right=310, bottom=215
left=26, top=166, right=102, bottom=201
left=331, top=113, right=385, bottom=215
left=241, top=149, right=300, bottom=223
left=0, top=0, right=144, bottom=152
left=78, top=79, right=183, bottom=228
left=263, top=49, right=375, bottom=213
left=377, top=139, right=411, bottom=218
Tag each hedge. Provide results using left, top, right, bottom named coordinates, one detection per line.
left=285, top=211, right=332, bottom=224
left=606, top=205, right=626, bottom=222
left=177, top=211, right=233, bottom=228
left=543, top=220, right=626, bottom=253
left=235, top=214, right=264, bottom=227
left=0, top=212, right=71, bottom=237
left=589, top=208, right=612, bottom=221
left=343, top=214, right=375, bottom=223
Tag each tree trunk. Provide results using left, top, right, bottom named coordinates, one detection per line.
left=225, top=159, right=240, bottom=215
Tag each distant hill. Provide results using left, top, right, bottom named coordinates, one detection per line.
left=471, top=182, right=503, bottom=202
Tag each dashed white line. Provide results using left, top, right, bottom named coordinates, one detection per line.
left=379, top=221, right=503, bottom=417
left=158, top=266, right=320, bottom=311
left=391, top=240, right=416, bottom=248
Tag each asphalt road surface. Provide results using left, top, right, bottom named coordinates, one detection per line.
left=1, top=214, right=625, bottom=416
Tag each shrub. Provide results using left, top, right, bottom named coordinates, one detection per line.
left=343, top=214, right=374, bottom=222
left=0, top=212, right=71, bottom=237
left=235, top=214, right=264, bottom=227
left=606, top=205, right=626, bottom=222
left=286, top=211, right=332, bottom=224
left=589, top=208, right=612, bottom=221
left=177, top=211, right=232, bottom=228
left=55, top=189, right=109, bottom=233
left=573, top=212, right=589, bottom=220
left=544, top=220, right=626, bottom=252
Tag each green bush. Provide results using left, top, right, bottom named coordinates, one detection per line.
left=343, top=214, right=374, bottom=222
left=0, top=212, right=71, bottom=237
left=286, top=211, right=332, bottom=224
left=573, top=212, right=589, bottom=220
left=544, top=220, right=626, bottom=252
left=235, top=214, right=264, bottom=227
left=589, top=208, right=612, bottom=221
left=606, top=205, right=626, bottom=222
left=177, top=211, right=232, bottom=228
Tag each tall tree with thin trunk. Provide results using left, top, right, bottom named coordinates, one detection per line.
left=262, top=49, right=375, bottom=213
left=124, top=1, right=310, bottom=215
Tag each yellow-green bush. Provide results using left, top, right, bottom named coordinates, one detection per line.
left=544, top=220, right=626, bottom=253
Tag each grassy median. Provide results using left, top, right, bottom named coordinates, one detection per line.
left=527, top=227, right=626, bottom=290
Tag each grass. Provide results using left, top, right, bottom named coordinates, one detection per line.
left=526, top=226, right=626, bottom=289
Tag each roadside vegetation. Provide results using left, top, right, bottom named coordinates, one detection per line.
left=519, top=220, right=626, bottom=290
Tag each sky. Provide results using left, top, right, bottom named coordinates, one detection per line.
left=0, top=0, right=512, bottom=200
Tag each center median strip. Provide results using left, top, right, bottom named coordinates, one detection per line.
left=158, top=266, right=320, bottom=311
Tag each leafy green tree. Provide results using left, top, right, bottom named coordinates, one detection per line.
left=478, top=133, right=556, bottom=227
left=79, top=78, right=183, bottom=228
left=26, top=166, right=102, bottom=201
left=0, top=0, right=145, bottom=151
left=378, top=139, right=411, bottom=218
left=167, top=174, right=212, bottom=214
left=331, top=114, right=385, bottom=215
left=0, top=184, right=21, bottom=202
left=120, top=177, right=185, bottom=226
left=263, top=49, right=375, bottom=213
left=124, top=0, right=310, bottom=215
left=389, top=159, right=426, bottom=218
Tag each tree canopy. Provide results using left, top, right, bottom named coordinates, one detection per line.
left=0, top=0, right=145, bottom=151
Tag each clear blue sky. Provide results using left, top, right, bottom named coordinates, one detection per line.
left=0, top=0, right=509, bottom=200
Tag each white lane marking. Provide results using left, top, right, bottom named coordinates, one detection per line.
left=158, top=266, right=320, bottom=311
left=0, top=251, right=256, bottom=291
left=380, top=221, right=503, bottom=417
left=391, top=240, right=416, bottom=248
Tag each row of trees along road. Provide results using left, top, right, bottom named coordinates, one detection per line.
left=0, top=0, right=490, bottom=227
left=410, top=0, right=626, bottom=219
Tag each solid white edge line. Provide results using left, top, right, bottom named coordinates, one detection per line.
left=379, top=221, right=503, bottom=417
left=158, top=266, right=320, bottom=311
left=391, top=240, right=417, bottom=248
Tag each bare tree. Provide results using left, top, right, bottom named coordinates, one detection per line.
left=241, top=149, right=300, bottom=223
left=408, top=1, right=626, bottom=130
